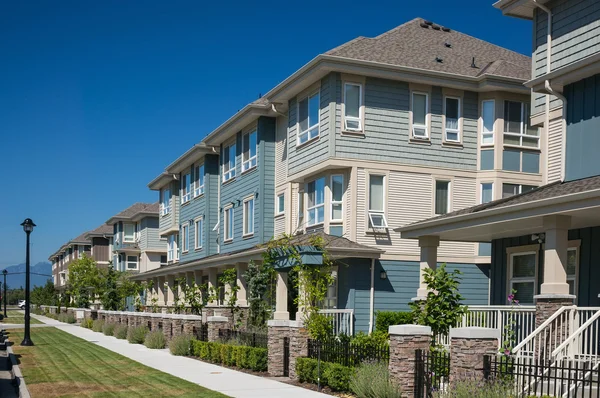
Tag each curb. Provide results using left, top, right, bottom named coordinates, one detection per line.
left=7, top=344, right=31, bottom=398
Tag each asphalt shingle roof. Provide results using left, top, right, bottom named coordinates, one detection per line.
left=112, top=202, right=159, bottom=220
left=326, top=18, right=531, bottom=81
left=86, top=223, right=113, bottom=236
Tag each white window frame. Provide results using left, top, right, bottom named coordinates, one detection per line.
left=181, top=172, right=191, bottom=204
left=508, top=250, right=538, bottom=305
left=502, top=183, right=538, bottom=198
left=322, top=266, right=339, bottom=309
left=243, top=197, right=255, bottom=237
left=297, top=91, right=320, bottom=145
left=242, top=130, right=258, bottom=172
left=444, top=96, right=461, bottom=143
left=307, top=178, right=325, bottom=227
left=224, top=206, right=234, bottom=242
left=194, top=217, right=204, bottom=250
left=126, top=255, right=138, bottom=270
left=330, top=174, right=344, bottom=222
left=297, top=190, right=305, bottom=229
left=481, top=100, right=495, bottom=146
left=276, top=193, right=285, bottom=216
left=123, top=223, right=135, bottom=243
left=194, top=163, right=205, bottom=197
left=503, top=101, right=540, bottom=148
left=343, top=82, right=363, bottom=132
left=434, top=180, right=451, bottom=216
left=167, top=235, right=178, bottom=262
left=181, top=223, right=189, bottom=253
left=411, top=92, right=429, bottom=139
left=223, top=143, right=236, bottom=183
left=161, top=187, right=171, bottom=215
left=567, top=246, right=579, bottom=298
left=480, top=182, right=494, bottom=204
left=368, top=174, right=388, bottom=229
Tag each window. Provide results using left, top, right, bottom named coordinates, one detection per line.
left=481, top=183, right=494, bottom=204
left=567, top=248, right=578, bottom=296
left=435, top=181, right=450, bottom=215
left=412, top=92, right=428, bottom=138
left=298, top=91, right=320, bottom=145
left=123, top=223, right=135, bottom=242
left=167, top=235, right=178, bottom=262
left=243, top=198, right=254, bottom=236
left=368, top=175, right=388, bottom=228
left=330, top=175, right=344, bottom=222
left=298, top=191, right=305, bottom=229
left=503, top=101, right=539, bottom=148
left=127, top=255, right=138, bottom=270
left=242, top=130, right=257, bottom=172
left=444, top=97, right=460, bottom=142
left=194, top=218, right=204, bottom=250
left=481, top=100, right=495, bottom=145
left=502, top=183, right=537, bottom=199
left=307, top=177, right=325, bottom=226
left=224, top=207, right=234, bottom=241
left=160, top=255, right=167, bottom=266
left=78, top=245, right=84, bottom=259
left=344, top=83, right=362, bottom=131
left=161, top=187, right=171, bottom=215
left=181, top=172, right=191, bottom=204
left=181, top=223, right=189, bottom=253
left=276, top=193, right=285, bottom=215
left=322, top=267, right=338, bottom=309
left=509, top=252, right=537, bottom=304
left=194, top=164, right=205, bottom=197
left=223, top=143, right=236, bottom=182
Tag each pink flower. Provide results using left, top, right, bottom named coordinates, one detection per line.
left=508, top=294, right=515, bottom=302
left=504, top=349, right=510, bottom=356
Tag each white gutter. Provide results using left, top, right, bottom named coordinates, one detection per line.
left=369, top=259, right=375, bottom=335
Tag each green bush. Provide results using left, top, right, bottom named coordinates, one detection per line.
left=350, top=361, right=402, bottom=398
left=432, top=379, right=515, bottom=397
left=169, top=334, right=192, bottom=356
left=57, top=313, right=76, bottom=324
left=80, top=318, right=94, bottom=329
left=127, top=325, right=149, bottom=344
left=92, top=319, right=104, bottom=332
left=102, top=322, right=116, bottom=336
left=375, top=311, right=413, bottom=334
left=144, top=330, right=166, bottom=349
left=296, top=358, right=355, bottom=392
left=190, top=340, right=267, bottom=372
left=113, top=325, right=128, bottom=339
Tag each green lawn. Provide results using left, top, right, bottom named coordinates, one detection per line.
left=10, top=327, right=228, bottom=398
left=1, top=310, right=42, bottom=324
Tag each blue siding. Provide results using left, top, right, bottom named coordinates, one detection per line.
left=480, top=150, right=494, bottom=170
left=502, top=149, right=521, bottom=172
left=141, top=217, right=163, bottom=251
left=180, top=163, right=206, bottom=264
left=258, top=116, right=276, bottom=242
left=522, top=152, right=540, bottom=174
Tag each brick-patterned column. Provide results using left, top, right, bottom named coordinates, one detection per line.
left=162, top=314, right=173, bottom=340
left=388, top=325, right=432, bottom=395
left=150, top=313, right=162, bottom=331
left=207, top=316, right=228, bottom=342
left=267, top=320, right=291, bottom=377
left=288, top=321, right=309, bottom=380
left=171, top=315, right=184, bottom=338
left=182, top=315, right=202, bottom=336
left=535, top=295, right=575, bottom=329
left=450, top=327, right=499, bottom=382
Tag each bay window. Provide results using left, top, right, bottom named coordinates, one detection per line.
left=223, top=143, right=236, bottom=182
left=126, top=255, right=138, bottom=270
left=481, top=183, right=493, bottom=204
left=276, top=193, right=285, bottom=215
left=502, top=183, right=537, bottom=199
left=307, top=177, right=325, bottom=226
left=167, top=234, right=178, bottom=262
left=161, top=187, right=171, bottom=215
left=298, top=91, right=320, bottom=145
left=194, top=164, right=205, bottom=197
left=330, top=175, right=343, bottom=222
left=411, top=92, right=428, bottom=139
left=481, top=100, right=495, bottom=145
left=344, top=83, right=362, bottom=131
left=444, top=97, right=460, bottom=142
left=242, top=130, right=257, bottom=172
left=181, top=172, right=191, bottom=203
left=503, top=101, right=539, bottom=148
left=368, top=174, right=387, bottom=228
left=298, top=190, right=305, bottom=229
left=243, top=198, right=254, bottom=236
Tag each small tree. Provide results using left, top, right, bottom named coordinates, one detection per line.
left=244, top=260, right=275, bottom=329
left=180, top=280, right=213, bottom=318
left=101, top=265, right=120, bottom=310
left=67, top=255, right=104, bottom=308
left=219, top=268, right=241, bottom=329
left=31, top=280, right=58, bottom=306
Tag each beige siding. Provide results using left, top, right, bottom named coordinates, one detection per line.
left=547, top=116, right=563, bottom=184
left=291, top=185, right=299, bottom=234
left=275, top=116, right=288, bottom=188
left=274, top=215, right=285, bottom=237
left=452, top=178, right=476, bottom=212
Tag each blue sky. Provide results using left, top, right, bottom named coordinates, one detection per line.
left=0, top=0, right=532, bottom=267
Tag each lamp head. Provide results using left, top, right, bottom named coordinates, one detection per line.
left=2, top=269, right=7, bottom=276
left=21, top=218, right=36, bottom=233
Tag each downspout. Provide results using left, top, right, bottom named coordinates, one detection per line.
left=271, top=103, right=287, bottom=118
left=369, top=259, right=375, bottom=334
left=212, top=145, right=221, bottom=254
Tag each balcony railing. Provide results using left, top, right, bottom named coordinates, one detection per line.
left=319, top=309, right=354, bottom=336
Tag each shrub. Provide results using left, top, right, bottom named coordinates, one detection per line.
left=190, top=340, right=267, bottom=372
left=80, top=318, right=94, bottom=329
left=169, top=334, right=192, bottom=356
left=127, top=325, right=149, bottom=344
left=102, top=322, right=116, bottom=336
left=144, top=330, right=166, bottom=349
left=432, top=379, right=515, bottom=397
left=350, top=361, right=402, bottom=398
left=351, top=330, right=389, bottom=350
left=296, top=358, right=354, bottom=392
left=114, top=325, right=128, bottom=339
left=375, top=311, right=413, bottom=334
left=57, top=313, right=76, bottom=324
left=92, top=319, right=104, bottom=332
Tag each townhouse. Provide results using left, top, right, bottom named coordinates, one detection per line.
left=137, top=18, right=545, bottom=333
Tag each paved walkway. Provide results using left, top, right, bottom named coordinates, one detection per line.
left=31, top=314, right=328, bottom=398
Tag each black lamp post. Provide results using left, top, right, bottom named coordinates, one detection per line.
left=20, top=218, right=36, bottom=346
left=2, top=269, right=7, bottom=318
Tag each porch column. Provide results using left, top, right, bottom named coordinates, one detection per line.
left=540, top=215, right=571, bottom=296
left=274, top=272, right=289, bottom=320
left=235, top=263, right=248, bottom=307
left=157, top=276, right=166, bottom=305
left=166, top=275, right=175, bottom=306
left=193, top=270, right=202, bottom=285
left=146, top=278, right=153, bottom=306
left=415, top=236, right=440, bottom=300
left=207, top=268, right=217, bottom=305
left=296, top=271, right=306, bottom=321
left=186, top=271, right=195, bottom=288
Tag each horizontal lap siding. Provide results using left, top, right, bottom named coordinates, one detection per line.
left=180, top=188, right=206, bottom=263
left=260, top=117, right=276, bottom=242
left=547, top=116, right=563, bottom=183
left=274, top=216, right=285, bottom=237
left=143, top=217, right=164, bottom=252
left=275, top=116, right=287, bottom=188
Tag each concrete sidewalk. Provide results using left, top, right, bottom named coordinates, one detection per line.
left=32, top=314, right=328, bottom=398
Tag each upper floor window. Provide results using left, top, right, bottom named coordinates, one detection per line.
left=502, top=183, right=537, bottom=199
left=307, top=177, right=325, bottom=226
left=344, top=83, right=362, bottom=132
left=123, top=223, right=135, bottom=243
left=276, top=193, right=285, bottom=215
left=503, top=101, right=539, bottom=148
left=444, top=97, right=460, bottom=142
left=411, top=92, right=429, bottom=139
left=298, top=190, right=305, bottom=229
left=298, top=91, right=320, bottom=145
left=481, top=100, right=495, bottom=145
left=330, top=175, right=344, bottom=222
left=243, top=197, right=255, bottom=236
left=161, top=187, right=171, bottom=215
left=181, top=223, right=189, bottom=253
left=481, top=183, right=493, bottom=204
left=194, top=164, right=205, bottom=197
left=167, top=234, right=178, bottom=262
left=181, top=172, right=191, bottom=204
left=194, top=217, right=204, bottom=250
left=368, top=174, right=388, bottom=228
left=435, top=181, right=451, bottom=215
left=224, top=207, right=234, bottom=242
left=242, top=130, right=257, bottom=172
left=223, top=143, right=236, bottom=182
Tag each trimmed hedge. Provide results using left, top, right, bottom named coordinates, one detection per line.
left=190, top=340, right=267, bottom=372
left=296, top=357, right=354, bottom=392
left=375, top=311, right=413, bottom=334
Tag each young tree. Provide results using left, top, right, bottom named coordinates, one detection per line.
left=244, top=260, right=275, bottom=329
left=31, top=280, right=58, bottom=306
left=219, top=268, right=241, bottom=329
left=67, top=254, right=104, bottom=308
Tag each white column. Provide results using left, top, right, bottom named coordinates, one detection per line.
left=415, top=236, right=440, bottom=300
left=207, top=268, right=218, bottom=305
left=273, top=272, right=289, bottom=320
left=157, top=276, right=165, bottom=305
left=540, top=215, right=571, bottom=296
left=166, top=275, right=175, bottom=305
left=236, top=263, right=248, bottom=307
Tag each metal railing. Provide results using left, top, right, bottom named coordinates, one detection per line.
left=218, top=329, right=268, bottom=348
left=319, top=309, right=354, bottom=336
left=307, top=338, right=389, bottom=367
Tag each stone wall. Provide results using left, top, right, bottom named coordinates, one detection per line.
left=449, top=328, right=499, bottom=382
left=388, top=325, right=432, bottom=395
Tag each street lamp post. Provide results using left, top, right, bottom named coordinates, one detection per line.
left=2, top=270, right=7, bottom=318
left=20, top=218, right=36, bottom=346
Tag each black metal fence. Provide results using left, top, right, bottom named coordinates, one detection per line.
left=218, top=329, right=268, bottom=348
left=414, top=349, right=451, bottom=398
left=193, top=323, right=208, bottom=342
left=484, top=355, right=600, bottom=398
left=307, top=338, right=389, bottom=367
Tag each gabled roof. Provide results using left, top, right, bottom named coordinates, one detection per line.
left=106, top=202, right=159, bottom=225
left=326, top=18, right=531, bottom=81
left=85, top=223, right=113, bottom=238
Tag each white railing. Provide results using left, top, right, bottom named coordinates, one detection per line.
left=319, top=309, right=354, bottom=336
left=553, top=309, right=600, bottom=362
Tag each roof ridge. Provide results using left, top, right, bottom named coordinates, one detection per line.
left=373, top=17, right=424, bottom=39
left=325, top=35, right=370, bottom=55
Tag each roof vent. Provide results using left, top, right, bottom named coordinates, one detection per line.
left=431, top=24, right=441, bottom=31
left=424, top=20, right=433, bottom=25
left=444, top=42, right=452, bottom=48
left=420, top=22, right=430, bottom=28
left=471, top=57, right=477, bottom=68
left=442, top=26, right=451, bottom=32
left=435, top=56, right=443, bottom=63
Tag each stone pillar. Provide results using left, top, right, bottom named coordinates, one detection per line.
left=273, top=272, right=289, bottom=320
left=162, top=314, right=173, bottom=340
left=235, top=263, right=248, bottom=307
left=182, top=315, right=202, bottom=336
left=171, top=314, right=184, bottom=338
left=450, top=327, right=499, bottom=382
left=207, top=316, right=228, bottom=342
left=151, top=313, right=162, bottom=332
left=388, top=325, right=432, bottom=394
left=267, top=320, right=291, bottom=377
left=415, top=236, right=439, bottom=300
left=288, top=322, right=309, bottom=380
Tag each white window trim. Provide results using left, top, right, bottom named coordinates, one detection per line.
left=276, top=193, right=285, bottom=216
left=224, top=206, right=234, bottom=242
left=411, top=91, right=429, bottom=139
left=567, top=247, right=579, bottom=298
left=297, top=190, right=305, bottom=229
left=480, top=182, right=494, bottom=204
left=242, top=130, right=258, bottom=172
left=343, top=82, right=363, bottom=133
left=503, top=101, right=540, bottom=149
left=194, top=164, right=205, bottom=198
left=181, top=172, right=192, bottom=204
left=243, top=197, right=255, bottom=237
left=167, top=235, right=178, bottom=262
left=161, top=187, right=171, bottom=216
left=194, top=217, right=204, bottom=250
left=434, top=180, right=452, bottom=216
left=367, top=174, right=388, bottom=229
left=481, top=99, right=495, bottom=146
left=307, top=178, right=325, bottom=227
left=123, top=223, right=135, bottom=243
left=330, top=174, right=344, bottom=223
left=508, top=249, right=539, bottom=305
left=223, top=143, right=236, bottom=183
left=297, top=90, right=320, bottom=146
left=182, top=224, right=189, bottom=253
left=126, top=255, right=139, bottom=271
left=443, top=96, right=461, bottom=143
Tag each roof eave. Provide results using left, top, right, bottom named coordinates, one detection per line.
left=164, top=143, right=215, bottom=175
left=493, top=0, right=536, bottom=20
left=148, top=172, right=176, bottom=191
left=525, top=52, right=600, bottom=93
left=202, top=104, right=271, bottom=147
